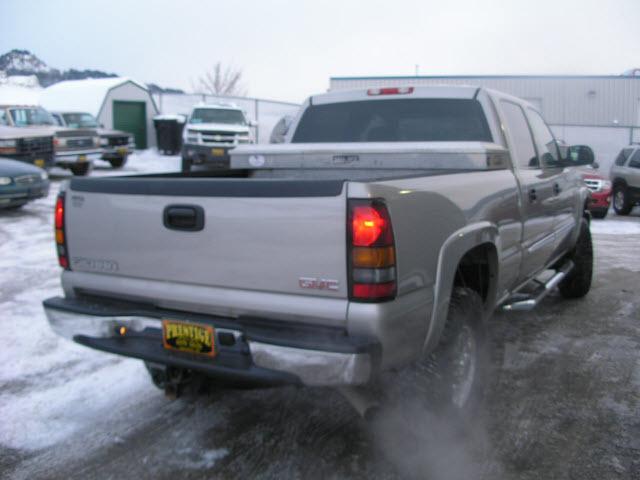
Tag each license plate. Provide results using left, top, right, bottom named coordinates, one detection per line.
left=117, top=147, right=127, bottom=155
left=34, top=158, right=45, bottom=167
left=211, top=148, right=225, bottom=157
left=78, top=154, right=87, bottom=162
left=162, top=320, right=216, bottom=357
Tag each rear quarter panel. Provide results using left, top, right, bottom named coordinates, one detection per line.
left=346, top=169, right=522, bottom=365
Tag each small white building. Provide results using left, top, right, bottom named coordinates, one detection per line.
left=40, top=77, right=159, bottom=148
left=330, top=75, right=640, bottom=172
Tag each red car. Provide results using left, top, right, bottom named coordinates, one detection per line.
left=581, top=169, right=612, bottom=219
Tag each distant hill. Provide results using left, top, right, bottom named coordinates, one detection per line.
left=0, top=49, right=184, bottom=93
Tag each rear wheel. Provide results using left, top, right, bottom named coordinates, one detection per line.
left=109, top=155, right=127, bottom=169
left=181, top=156, right=191, bottom=173
left=558, top=219, right=593, bottom=299
left=613, top=185, right=632, bottom=215
left=69, top=162, right=92, bottom=176
left=382, top=287, right=488, bottom=420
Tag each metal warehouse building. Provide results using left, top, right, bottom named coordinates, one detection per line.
left=40, top=78, right=159, bottom=149
left=330, top=75, right=640, bottom=171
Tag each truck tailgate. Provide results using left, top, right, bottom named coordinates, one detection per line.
left=64, top=177, right=349, bottom=303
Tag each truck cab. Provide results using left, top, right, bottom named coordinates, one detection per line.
left=51, top=111, right=134, bottom=169
left=1, top=105, right=101, bottom=176
left=181, top=104, right=255, bottom=172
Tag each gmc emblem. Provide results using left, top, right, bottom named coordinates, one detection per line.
left=299, top=277, right=340, bottom=291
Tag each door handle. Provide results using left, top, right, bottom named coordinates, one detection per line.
left=163, top=205, right=205, bottom=231
left=553, top=183, right=561, bottom=195
left=528, top=188, right=537, bottom=203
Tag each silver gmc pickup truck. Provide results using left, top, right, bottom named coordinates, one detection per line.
left=43, top=86, right=594, bottom=418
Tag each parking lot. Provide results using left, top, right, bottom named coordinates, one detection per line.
left=1, top=151, right=639, bottom=480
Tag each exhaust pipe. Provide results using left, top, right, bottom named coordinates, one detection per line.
left=338, top=386, right=380, bottom=421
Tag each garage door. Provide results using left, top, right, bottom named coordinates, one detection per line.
left=113, top=101, right=147, bottom=149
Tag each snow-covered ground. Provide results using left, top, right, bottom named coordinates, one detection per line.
left=1, top=152, right=639, bottom=479
left=0, top=150, right=181, bottom=452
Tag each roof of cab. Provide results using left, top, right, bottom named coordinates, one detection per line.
left=311, top=85, right=481, bottom=105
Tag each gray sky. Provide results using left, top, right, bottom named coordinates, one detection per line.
left=1, top=0, right=639, bottom=103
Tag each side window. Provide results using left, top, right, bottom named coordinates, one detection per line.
left=0, top=110, right=7, bottom=126
left=52, top=114, right=63, bottom=126
left=500, top=101, right=538, bottom=169
left=629, top=149, right=640, bottom=169
left=615, top=148, right=633, bottom=166
left=526, top=109, right=560, bottom=168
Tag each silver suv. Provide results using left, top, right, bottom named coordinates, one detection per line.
left=610, top=146, right=640, bottom=215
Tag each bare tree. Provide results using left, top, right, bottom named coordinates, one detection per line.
left=195, top=62, right=247, bottom=96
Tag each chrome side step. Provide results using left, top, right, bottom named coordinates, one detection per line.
left=502, top=260, right=574, bottom=312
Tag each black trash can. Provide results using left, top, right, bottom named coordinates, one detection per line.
left=153, top=114, right=186, bottom=155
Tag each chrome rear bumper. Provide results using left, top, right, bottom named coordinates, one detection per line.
left=44, top=297, right=374, bottom=387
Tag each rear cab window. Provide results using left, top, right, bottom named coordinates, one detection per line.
left=291, top=98, right=493, bottom=143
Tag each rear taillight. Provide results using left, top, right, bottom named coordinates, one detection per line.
left=55, top=192, right=70, bottom=269
left=348, top=199, right=396, bottom=301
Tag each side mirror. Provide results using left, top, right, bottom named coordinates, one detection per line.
left=566, top=145, right=595, bottom=166
left=100, top=123, right=105, bottom=128
left=247, top=119, right=258, bottom=128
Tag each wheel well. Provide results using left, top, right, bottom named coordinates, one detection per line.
left=453, top=243, right=498, bottom=305
left=612, top=178, right=627, bottom=189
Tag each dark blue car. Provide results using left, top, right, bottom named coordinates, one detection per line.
left=0, top=157, right=50, bottom=209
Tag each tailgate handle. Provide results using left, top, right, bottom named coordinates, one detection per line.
left=163, top=205, right=205, bottom=231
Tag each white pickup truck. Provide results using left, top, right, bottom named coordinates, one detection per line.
left=44, top=86, right=594, bottom=418
left=180, top=103, right=255, bottom=172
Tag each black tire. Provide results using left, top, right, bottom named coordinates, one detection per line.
left=109, top=154, right=127, bottom=169
left=382, top=287, right=488, bottom=419
left=181, top=156, right=191, bottom=173
left=613, top=185, right=632, bottom=215
left=69, top=162, right=92, bottom=176
left=558, top=219, right=593, bottom=299
left=590, top=209, right=608, bottom=219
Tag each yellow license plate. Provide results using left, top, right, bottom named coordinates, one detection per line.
left=78, top=154, right=87, bottom=162
left=162, top=320, right=216, bottom=357
left=211, top=148, right=225, bottom=157
left=34, top=159, right=45, bottom=167
left=117, top=147, right=127, bottom=155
